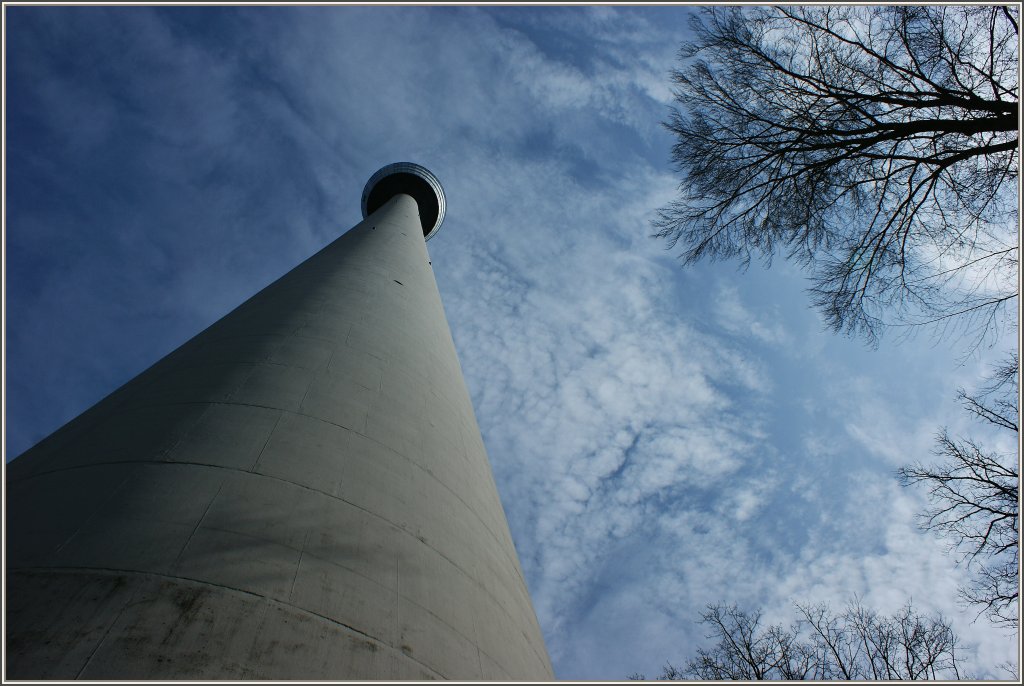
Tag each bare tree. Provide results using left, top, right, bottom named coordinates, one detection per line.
left=630, top=599, right=966, bottom=680
left=655, top=5, right=1018, bottom=344
left=899, top=353, right=1019, bottom=628
left=800, top=601, right=964, bottom=680
left=678, top=605, right=818, bottom=680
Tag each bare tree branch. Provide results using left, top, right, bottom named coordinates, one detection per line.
left=898, top=354, right=1019, bottom=628
left=655, top=5, right=1019, bottom=347
left=649, top=599, right=968, bottom=680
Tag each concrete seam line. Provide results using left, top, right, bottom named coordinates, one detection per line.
left=7, top=566, right=449, bottom=679
left=10, top=459, right=529, bottom=629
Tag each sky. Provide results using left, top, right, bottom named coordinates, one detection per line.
left=3, top=4, right=1019, bottom=680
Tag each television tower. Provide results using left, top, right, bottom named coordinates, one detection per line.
left=6, top=163, right=554, bottom=680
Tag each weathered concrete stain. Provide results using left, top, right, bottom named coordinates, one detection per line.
left=6, top=170, right=553, bottom=680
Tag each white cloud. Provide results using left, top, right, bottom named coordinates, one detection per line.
left=6, top=6, right=1017, bottom=681
left=437, top=153, right=775, bottom=649
left=714, top=282, right=792, bottom=346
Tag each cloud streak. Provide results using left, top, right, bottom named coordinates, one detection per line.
left=5, top=6, right=1017, bottom=680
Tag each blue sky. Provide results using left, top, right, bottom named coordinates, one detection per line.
left=3, top=4, right=1018, bottom=679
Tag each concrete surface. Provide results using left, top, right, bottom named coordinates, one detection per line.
left=6, top=187, right=554, bottom=680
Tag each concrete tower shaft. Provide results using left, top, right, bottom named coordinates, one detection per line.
left=6, top=165, right=553, bottom=680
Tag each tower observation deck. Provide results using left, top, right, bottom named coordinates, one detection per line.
left=6, top=163, right=554, bottom=680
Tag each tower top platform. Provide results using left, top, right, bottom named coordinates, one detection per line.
left=361, top=162, right=446, bottom=240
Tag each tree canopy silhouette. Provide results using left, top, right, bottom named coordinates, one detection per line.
left=655, top=5, right=1019, bottom=344
left=899, top=353, right=1019, bottom=628
left=630, top=599, right=967, bottom=681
